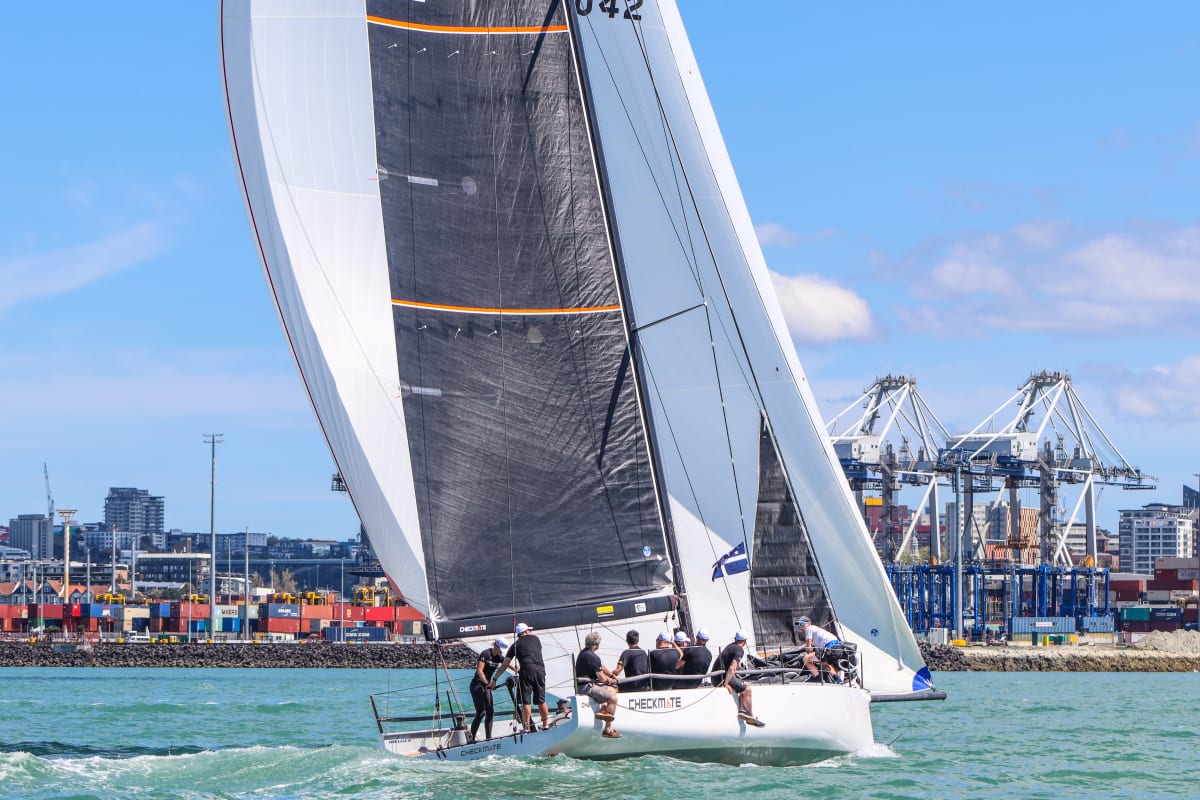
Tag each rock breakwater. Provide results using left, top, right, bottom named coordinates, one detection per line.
left=0, top=642, right=478, bottom=669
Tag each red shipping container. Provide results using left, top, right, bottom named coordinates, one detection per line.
left=394, top=605, right=425, bottom=623
left=363, top=607, right=393, bottom=622
left=1110, top=580, right=1145, bottom=592
left=301, top=604, right=330, bottom=620
left=1149, top=620, right=1181, bottom=632
left=265, top=617, right=300, bottom=634
left=1147, top=579, right=1198, bottom=591
left=29, top=604, right=64, bottom=620
left=1154, top=568, right=1178, bottom=581
left=1184, top=607, right=1199, bottom=623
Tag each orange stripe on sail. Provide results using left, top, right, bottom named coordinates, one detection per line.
left=367, top=15, right=568, bottom=35
left=392, top=298, right=621, bottom=316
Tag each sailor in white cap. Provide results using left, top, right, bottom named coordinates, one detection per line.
left=713, top=630, right=764, bottom=727
left=490, top=622, right=549, bottom=732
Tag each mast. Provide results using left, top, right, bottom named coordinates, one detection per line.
left=562, top=1, right=689, bottom=631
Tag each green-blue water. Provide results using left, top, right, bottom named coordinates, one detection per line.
left=0, top=668, right=1195, bottom=799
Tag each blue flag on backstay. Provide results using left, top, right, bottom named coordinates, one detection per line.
left=711, top=542, right=749, bottom=580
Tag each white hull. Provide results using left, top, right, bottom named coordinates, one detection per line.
left=380, top=683, right=873, bottom=765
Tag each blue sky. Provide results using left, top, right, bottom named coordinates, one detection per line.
left=2, top=3, right=1197, bottom=540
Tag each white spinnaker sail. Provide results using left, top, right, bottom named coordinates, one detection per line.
left=220, top=0, right=432, bottom=615
left=573, top=1, right=929, bottom=695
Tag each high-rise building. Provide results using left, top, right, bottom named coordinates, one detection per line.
left=8, top=514, right=53, bottom=558
left=103, top=488, right=165, bottom=549
left=1118, top=503, right=1196, bottom=575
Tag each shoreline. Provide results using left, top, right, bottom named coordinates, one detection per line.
left=920, top=641, right=1200, bottom=672
left=2, top=638, right=1199, bottom=671
left=0, top=642, right=479, bottom=669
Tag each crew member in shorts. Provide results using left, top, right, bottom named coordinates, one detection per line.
left=712, top=630, right=765, bottom=727
left=489, top=622, right=549, bottom=732
left=574, top=631, right=621, bottom=738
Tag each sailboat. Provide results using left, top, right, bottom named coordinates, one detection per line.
left=220, top=0, right=942, bottom=764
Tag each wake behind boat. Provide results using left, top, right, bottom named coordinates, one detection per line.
left=221, top=0, right=942, bottom=765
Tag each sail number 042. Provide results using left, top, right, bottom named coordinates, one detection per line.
left=575, top=0, right=643, bottom=20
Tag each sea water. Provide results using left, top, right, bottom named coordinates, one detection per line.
left=0, top=667, right=1195, bottom=799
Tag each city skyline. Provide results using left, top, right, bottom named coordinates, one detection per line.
left=2, top=4, right=1197, bottom=538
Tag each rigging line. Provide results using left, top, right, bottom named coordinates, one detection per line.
left=579, top=7, right=763, bottom=413
left=510, top=8, right=644, bottom=588
left=239, top=19, right=439, bottom=610
left=638, top=354, right=744, bottom=629
left=565, top=1, right=677, bottom=598
left=574, top=16, right=706, bottom=293
left=618, top=2, right=777, bottom=416
left=487, top=23, right=520, bottom=625
left=629, top=301, right=707, bottom=334
left=617, top=2, right=711, bottom=295
left=401, top=21, right=443, bottom=620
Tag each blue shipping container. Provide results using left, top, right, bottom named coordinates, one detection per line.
left=266, top=604, right=301, bottom=619
left=1150, top=607, right=1183, bottom=621
left=1080, top=615, right=1115, bottom=633
left=150, top=603, right=172, bottom=619
left=1009, top=616, right=1075, bottom=635
left=325, top=626, right=388, bottom=642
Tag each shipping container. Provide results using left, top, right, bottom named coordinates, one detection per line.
left=1149, top=607, right=1183, bottom=621
left=1009, top=616, right=1075, bottom=635
left=327, top=625, right=389, bottom=642
left=150, top=602, right=172, bottom=619
left=1080, top=615, right=1115, bottom=633
left=264, top=617, right=301, bottom=634
left=265, top=603, right=301, bottom=619
left=1149, top=620, right=1181, bottom=632
left=1121, top=620, right=1152, bottom=633
left=1121, top=607, right=1152, bottom=622
left=363, top=607, right=393, bottom=622
left=1147, top=579, right=1199, bottom=592
left=1110, top=579, right=1145, bottom=592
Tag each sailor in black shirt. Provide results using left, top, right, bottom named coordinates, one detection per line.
left=469, top=637, right=507, bottom=742
left=612, top=629, right=650, bottom=692
left=574, top=631, right=621, bottom=738
left=713, top=630, right=764, bottom=727
left=647, top=630, right=684, bottom=690
left=676, top=628, right=713, bottom=689
left=490, top=622, right=549, bottom=732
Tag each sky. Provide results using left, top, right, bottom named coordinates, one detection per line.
left=1, top=3, right=1197, bottom=541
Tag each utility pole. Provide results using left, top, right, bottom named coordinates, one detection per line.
left=204, top=433, right=224, bottom=641
left=58, top=509, right=77, bottom=632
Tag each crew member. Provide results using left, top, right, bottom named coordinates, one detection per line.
left=489, top=622, right=549, bottom=732
left=612, top=629, right=650, bottom=692
left=575, top=631, right=621, bottom=738
left=469, top=637, right=507, bottom=742
left=713, top=630, right=765, bottom=727
left=795, top=616, right=843, bottom=682
left=676, top=627, right=713, bottom=689
left=648, top=630, right=684, bottom=690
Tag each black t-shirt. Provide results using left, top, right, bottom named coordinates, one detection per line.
left=575, top=647, right=603, bottom=692
left=648, top=646, right=681, bottom=675
left=713, top=641, right=744, bottom=685
left=505, top=634, right=545, bottom=673
left=472, top=648, right=503, bottom=685
left=617, top=647, right=650, bottom=691
left=680, top=644, right=712, bottom=676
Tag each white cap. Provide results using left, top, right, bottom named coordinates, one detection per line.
left=674, top=631, right=690, bottom=644
left=734, top=629, right=748, bottom=642
left=696, top=628, right=710, bottom=641
left=515, top=622, right=532, bottom=635
left=494, top=637, right=510, bottom=650
left=656, top=631, right=671, bottom=642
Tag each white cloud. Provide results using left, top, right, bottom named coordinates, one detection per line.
left=1110, top=355, right=1200, bottom=420
left=0, top=223, right=167, bottom=313
left=770, top=271, right=873, bottom=343
left=896, top=221, right=1200, bottom=335
left=755, top=223, right=838, bottom=248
